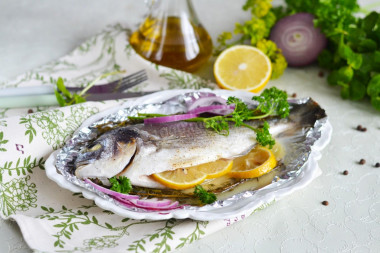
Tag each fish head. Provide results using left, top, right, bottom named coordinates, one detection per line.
left=75, top=128, right=139, bottom=181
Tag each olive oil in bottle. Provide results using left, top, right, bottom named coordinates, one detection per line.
left=129, top=0, right=212, bottom=73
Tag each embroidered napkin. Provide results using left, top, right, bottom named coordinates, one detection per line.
left=0, top=24, right=269, bottom=253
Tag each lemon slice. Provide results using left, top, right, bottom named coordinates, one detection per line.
left=197, top=160, right=233, bottom=179
left=228, top=146, right=277, bottom=178
left=214, top=45, right=272, bottom=92
left=152, top=160, right=233, bottom=190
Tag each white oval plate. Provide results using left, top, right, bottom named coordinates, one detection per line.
left=46, top=89, right=332, bottom=221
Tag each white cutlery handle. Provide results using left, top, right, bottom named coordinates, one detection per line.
left=0, top=94, right=58, bottom=108
left=0, top=86, right=55, bottom=97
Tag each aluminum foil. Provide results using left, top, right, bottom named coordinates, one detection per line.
left=55, top=91, right=327, bottom=213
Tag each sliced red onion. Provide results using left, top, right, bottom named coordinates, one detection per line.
left=188, top=105, right=235, bottom=115
left=269, top=12, right=327, bottom=67
left=144, top=113, right=198, bottom=124
left=84, top=179, right=139, bottom=200
left=115, top=196, right=180, bottom=210
left=187, top=96, right=227, bottom=111
left=112, top=196, right=135, bottom=208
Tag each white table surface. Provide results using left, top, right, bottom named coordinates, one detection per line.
left=1, top=0, right=380, bottom=252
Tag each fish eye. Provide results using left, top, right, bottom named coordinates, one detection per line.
left=86, top=143, right=102, bottom=152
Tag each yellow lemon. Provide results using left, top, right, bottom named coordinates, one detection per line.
left=214, top=45, right=272, bottom=92
left=228, top=146, right=277, bottom=178
left=152, top=160, right=233, bottom=190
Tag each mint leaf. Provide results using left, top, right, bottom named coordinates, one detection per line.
left=327, top=66, right=353, bottom=86
left=367, top=74, right=380, bottom=111
left=347, top=53, right=363, bottom=70
left=357, top=39, right=377, bottom=53
left=338, top=43, right=363, bottom=70
left=360, top=11, right=379, bottom=33
left=349, top=78, right=366, bottom=100
left=338, top=66, right=354, bottom=83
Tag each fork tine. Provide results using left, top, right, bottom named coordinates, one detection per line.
left=65, top=70, right=148, bottom=93
left=116, top=70, right=148, bottom=92
left=110, top=70, right=146, bottom=90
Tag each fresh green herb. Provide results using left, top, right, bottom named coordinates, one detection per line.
left=55, top=70, right=125, bottom=107
left=132, top=87, right=289, bottom=149
left=274, top=1, right=380, bottom=111
left=194, top=185, right=217, bottom=204
left=196, top=87, right=288, bottom=148
left=252, top=86, right=290, bottom=118
left=109, top=176, right=132, bottom=194
left=219, top=0, right=380, bottom=111
left=255, top=121, right=275, bottom=148
left=215, top=0, right=287, bottom=79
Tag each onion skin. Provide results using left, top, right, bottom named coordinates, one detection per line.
left=270, top=12, right=327, bottom=67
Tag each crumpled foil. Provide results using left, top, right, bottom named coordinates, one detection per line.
left=55, top=91, right=327, bottom=213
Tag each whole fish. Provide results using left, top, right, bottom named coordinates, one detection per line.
left=75, top=120, right=290, bottom=188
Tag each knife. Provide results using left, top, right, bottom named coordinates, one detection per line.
left=0, top=91, right=156, bottom=108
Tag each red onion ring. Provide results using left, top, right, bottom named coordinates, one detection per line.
left=115, top=196, right=180, bottom=210
left=144, top=113, right=198, bottom=124
left=84, top=179, right=139, bottom=200
left=270, top=12, right=327, bottom=67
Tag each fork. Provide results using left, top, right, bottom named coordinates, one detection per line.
left=0, top=70, right=148, bottom=97
left=66, top=69, right=148, bottom=93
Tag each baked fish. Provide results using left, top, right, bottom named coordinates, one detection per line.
left=75, top=118, right=292, bottom=188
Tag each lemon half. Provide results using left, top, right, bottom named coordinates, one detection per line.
left=214, top=45, right=272, bottom=92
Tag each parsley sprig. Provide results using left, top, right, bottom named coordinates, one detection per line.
left=109, top=176, right=132, bottom=194
left=132, top=87, right=289, bottom=149
left=190, top=87, right=289, bottom=148
left=194, top=185, right=217, bottom=204
left=55, top=70, right=125, bottom=107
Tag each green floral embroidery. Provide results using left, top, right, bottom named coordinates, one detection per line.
left=19, top=105, right=99, bottom=149
left=0, top=108, right=8, bottom=120
left=1, top=156, right=45, bottom=177
left=0, top=156, right=45, bottom=216
left=3, top=24, right=128, bottom=89
left=19, top=115, right=37, bottom=143
left=128, top=219, right=178, bottom=253
left=83, top=236, right=118, bottom=250
left=64, top=105, right=99, bottom=136
left=3, top=176, right=37, bottom=212
left=38, top=205, right=163, bottom=251
left=34, top=110, right=66, bottom=149
left=0, top=155, right=44, bottom=216
left=175, top=221, right=208, bottom=249
left=125, top=44, right=135, bottom=59
left=69, top=24, right=128, bottom=86
left=0, top=131, right=8, bottom=152
left=159, top=71, right=212, bottom=89
left=78, top=36, right=98, bottom=54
